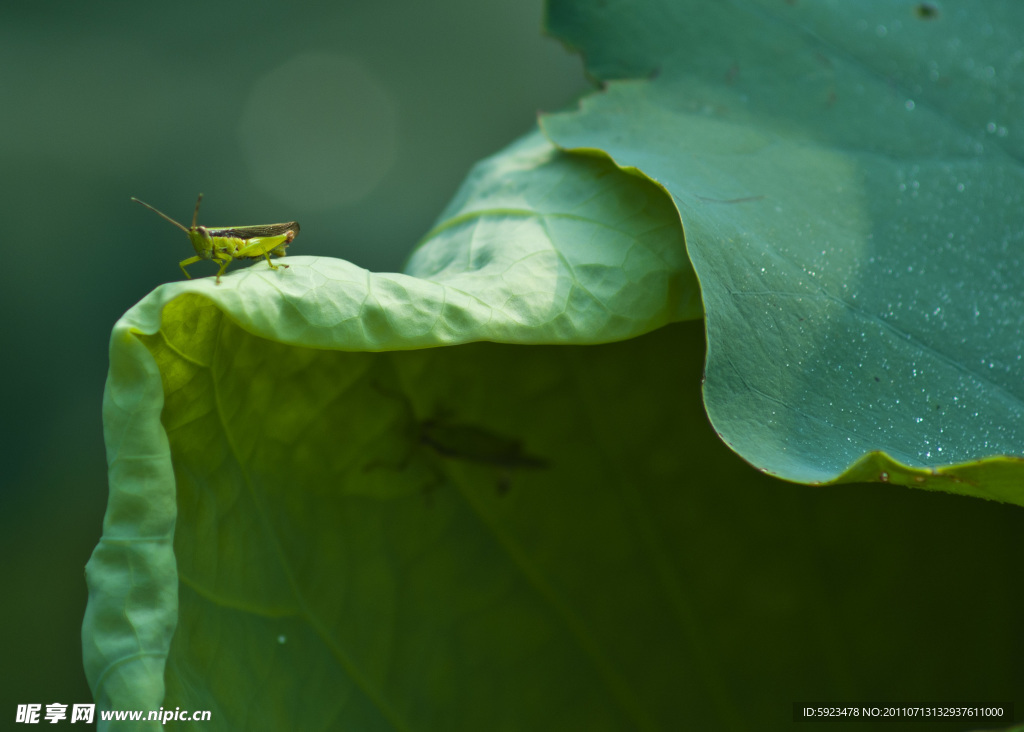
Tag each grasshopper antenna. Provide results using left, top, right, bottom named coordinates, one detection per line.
left=191, top=193, right=204, bottom=229
left=131, top=197, right=190, bottom=234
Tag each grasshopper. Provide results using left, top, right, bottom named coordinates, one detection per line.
left=131, top=194, right=299, bottom=284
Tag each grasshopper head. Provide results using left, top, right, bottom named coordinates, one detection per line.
left=188, top=226, right=215, bottom=260
left=132, top=194, right=214, bottom=259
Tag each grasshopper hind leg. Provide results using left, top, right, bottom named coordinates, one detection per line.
left=263, top=250, right=290, bottom=271
left=262, top=243, right=290, bottom=272
left=265, top=230, right=294, bottom=271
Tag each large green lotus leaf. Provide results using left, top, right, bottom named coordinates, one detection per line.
left=85, top=128, right=1024, bottom=730
left=542, top=0, right=1024, bottom=499
left=83, top=131, right=694, bottom=728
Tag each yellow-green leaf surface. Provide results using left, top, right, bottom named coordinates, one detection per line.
left=542, top=0, right=1024, bottom=500
left=85, top=133, right=703, bottom=728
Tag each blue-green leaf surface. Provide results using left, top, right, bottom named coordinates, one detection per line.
left=542, top=0, right=1024, bottom=498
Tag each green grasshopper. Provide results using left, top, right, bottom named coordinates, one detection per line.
left=131, top=194, right=299, bottom=284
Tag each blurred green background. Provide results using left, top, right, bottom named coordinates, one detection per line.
left=0, top=0, right=584, bottom=717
